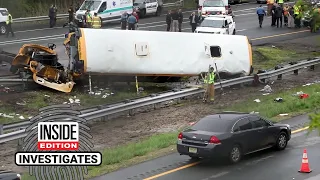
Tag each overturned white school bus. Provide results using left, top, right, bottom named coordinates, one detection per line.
left=10, top=26, right=253, bottom=93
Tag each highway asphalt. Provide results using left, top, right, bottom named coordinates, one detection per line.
left=91, top=114, right=319, bottom=180
left=0, top=2, right=316, bottom=56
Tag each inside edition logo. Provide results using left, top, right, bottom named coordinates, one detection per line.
left=14, top=105, right=102, bottom=179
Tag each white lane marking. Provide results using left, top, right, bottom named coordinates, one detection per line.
left=181, top=28, right=247, bottom=32
left=201, top=171, right=230, bottom=180
left=245, top=155, right=274, bottom=166
left=0, top=34, right=64, bottom=45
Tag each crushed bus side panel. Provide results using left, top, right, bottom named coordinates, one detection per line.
left=10, top=43, right=76, bottom=93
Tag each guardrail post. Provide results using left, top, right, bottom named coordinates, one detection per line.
left=310, top=65, right=315, bottom=71
left=129, top=109, right=135, bottom=116
left=275, top=65, right=283, bottom=80
left=17, top=138, right=23, bottom=151
left=0, top=124, right=3, bottom=135
left=153, top=103, right=160, bottom=110
left=289, top=62, right=299, bottom=75
left=176, top=98, right=181, bottom=104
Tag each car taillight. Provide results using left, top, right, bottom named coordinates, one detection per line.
left=178, top=132, right=183, bottom=139
left=209, top=136, right=221, bottom=144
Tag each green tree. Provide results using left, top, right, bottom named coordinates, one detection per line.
left=309, top=113, right=320, bottom=134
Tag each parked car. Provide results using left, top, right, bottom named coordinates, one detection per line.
left=0, top=171, right=21, bottom=180
left=0, top=8, right=9, bottom=35
left=177, top=112, right=291, bottom=163
left=195, top=15, right=236, bottom=34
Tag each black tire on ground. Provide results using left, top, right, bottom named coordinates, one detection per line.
left=275, top=132, right=288, bottom=150
left=229, top=144, right=242, bottom=164
left=233, top=29, right=236, bottom=35
left=140, top=9, right=146, bottom=18
left=0, top=23, right=7, bottom=35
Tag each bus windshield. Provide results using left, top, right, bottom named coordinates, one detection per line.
left=79, top=1, right=101, bottom=11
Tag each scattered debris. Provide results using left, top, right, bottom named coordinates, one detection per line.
left=254, top=99, right=261, bottom=103
left=260, top=85, right=273, bottom=93
left=188, top=122, right=195, bottom=126
left=18, top=116, right=25, bottom=120
left=293, top=91, right=304, bottom=96
left=300, top=93, right=309, bottom=99
left=279, top=113, right=289, bottom=116
left=0, top=113, right=14, bottom=118
left=44, top=94, right=50, bottom=98
left=262, top=93, right=270, bottom=96
left=250, top=111, right=259, bottom=114
left=16, top=100, right=27, bottom=106
left=274, top=97, right=283, bottom=102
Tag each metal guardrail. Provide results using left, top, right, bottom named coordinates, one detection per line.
left=0, top=57, right=319, bottom=143
left=12, top=1, right=183, bottom=23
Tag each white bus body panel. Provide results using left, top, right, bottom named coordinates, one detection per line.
left=80, top=28, right=252, bottom=76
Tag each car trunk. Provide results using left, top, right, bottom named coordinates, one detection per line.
left=181, top=130, right=223, bottom=147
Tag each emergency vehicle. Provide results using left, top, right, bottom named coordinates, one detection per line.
left=199, top=0, right=229, bottom=18
left=133, top=0, right=163, bottom=18
left=195, top=15, right=236, bottom=34
left=74, top=0, right=133, bottom=25
left=0, top=8, right=9, bottom=35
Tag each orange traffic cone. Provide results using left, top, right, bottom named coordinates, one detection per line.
left=298, top=149, right=312, bottom=173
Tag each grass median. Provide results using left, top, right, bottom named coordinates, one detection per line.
left=20, top=83, right=320, bottom=179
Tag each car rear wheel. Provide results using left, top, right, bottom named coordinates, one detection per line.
left=275, top=132, right=288, bottom=150
left=0, top=23, right=6, bottom=35
left=229, top=145, right=242, bottom=163
left=233, top=29, right=236, bottom=35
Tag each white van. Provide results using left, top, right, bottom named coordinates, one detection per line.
left=0, top=8, right=9, bottom=34
left=75, top=0, right=133, bottom=25
left=198, top=0, right=228, bottom=18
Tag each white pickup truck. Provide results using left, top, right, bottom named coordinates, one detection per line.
left=0, top=8, right=9, bottom=35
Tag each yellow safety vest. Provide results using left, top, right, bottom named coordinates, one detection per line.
left=278, top=0, right=283, bottom=4
left=6, top=14, right=12, bottom=25
left=294, top=5, right=300, bottom=15
left=87, top=14, right=92, bottom=22
left=204, top=72, right=215, bottom=84
left=92, top=16, right=101, bottom=28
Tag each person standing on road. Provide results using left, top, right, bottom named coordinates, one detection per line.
left=283, top=3, right=289, bottom=26
left=271, top=3, right=277, bottom=26
left=68, top=5, right=74, bottom=23
left=5, top=11, right=14, bottom=38
left=178, top=9, right=183, bottom=32
left=256, top=5, right=266, bottom=28
left=171, top=9, right=179, bottom=32
left=49, top=5, right=56, bottom=28
left=267, top=0, right=274, bottom=16
left=189, top=11, right=199, bottom=32
left=166, top=10, right=172, bottom=31
left=293, top=4, right=301, bottom=28
left=277, top=0, right=284, bottom=7
left=92, top=13, right=102, bottom=28
left=287, top=5, right=295, bottom=28
left=133, top=11, right=139, bottom=30
left=127, top=13, right=137, bottom=30
left=275, top=3, right=283, bottom=28
left=120, top=12, right=128, bottom=30
left=86, top=10, right=92, bottom=28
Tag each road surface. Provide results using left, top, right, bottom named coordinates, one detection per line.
left=0, top=2, right=316, bottom=56
left=91, top=114, right=320, bottom=180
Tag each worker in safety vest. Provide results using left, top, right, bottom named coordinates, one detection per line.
left=86, top=9, right=92, bottom=28
left=92, top=13, right=102, bottom=28
left=267, top=0, right=274, bottom=16
left=283, top=3, right=289, bottom=26
left=6, top=12, right=14, bottom=38
left=277, top=0, right=284, bottom=7
left=203, top=67, right=215, bottom=102
left=293, top=4, right=301, bottom=28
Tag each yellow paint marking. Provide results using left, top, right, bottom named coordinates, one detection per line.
left=251, top=30, right=309, bottom=41
left=143, top=126, right=310, bottom=180
left=292, top=126, right=309, bottom=134
left=143, top=162, right=200, bottom=180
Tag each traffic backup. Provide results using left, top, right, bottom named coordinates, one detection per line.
left=177, top=112, right=291, bottom=163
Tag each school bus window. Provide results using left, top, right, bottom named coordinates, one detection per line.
left=210, top=46, right=221, bottom=57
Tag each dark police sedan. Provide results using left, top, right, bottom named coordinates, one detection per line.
left=177, top=112, right=291, bottom=163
